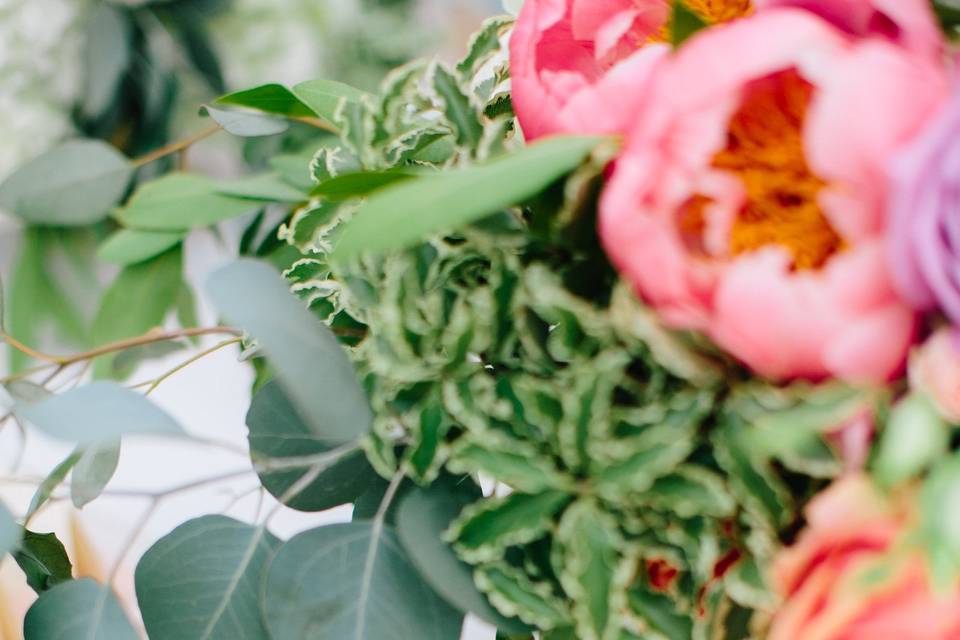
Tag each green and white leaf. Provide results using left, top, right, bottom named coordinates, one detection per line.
left=474, top=563, right=569, bottom=630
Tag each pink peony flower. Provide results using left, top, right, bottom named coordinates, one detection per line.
left=888, top=89, right=960, bottom=326
left=599, top=9, right=947, bottom=383
left=508, top=0, right=753, bottom=140
left=910, top=328, right=960, bottom=423
left=755, top=0, right=943, bottom=58
left=770, top=475, right=960, bottom=640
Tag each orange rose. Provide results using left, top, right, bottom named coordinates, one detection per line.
left=771, top=474, right=960, bottom=640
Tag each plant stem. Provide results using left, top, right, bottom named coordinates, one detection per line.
left=132, top=337, right=243, bottom=395
left=131, top=124, right=222, bottom=168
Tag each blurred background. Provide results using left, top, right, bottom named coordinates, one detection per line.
left=0, top=0, right=505, bottom=637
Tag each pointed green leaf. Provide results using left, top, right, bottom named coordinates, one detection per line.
left=432, top=64, right=483, bottom=148
left=475, top=564, right=569, bottom=630
left=215, top=173, right=306, bottom=203
left=96, top=229, right=185, bottom=265
left=201, top=104, right=289, bottom=137
left=332, top=135, right=603, bottom=260
left=215, top=84, right=314, bottom=118
left=115, top=173, right=257, bottom=230
left=71, top=440, right=121, bottom=508
left=26, top=451, right=82, bottom=520
left=292, top=79, right=370, bottom=124
left=15, top=530, right=73, bottom=594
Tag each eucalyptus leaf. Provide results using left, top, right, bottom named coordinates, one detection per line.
left=332, top=136, right=603, bottom=260
left=115, top=173, right=257, bottom=230
left=215, top=173, right=307, bottom=203
left=96, top=229, right=185, bottom=265
left=80, top=5, right=131, bottom=119
left=25, top=451, right=82, bottom=520
left=874, top=394, right=948, bottom=488
left=23, top=578, right=138, bottom=640
left=201, top=104, right=289, bottom=137
left=396, top=480, right=531, bottom=634
left=71, top=440, right=121, bottom=509
left=136, top=516, right=279, bottom=640
left=0, top=140, right=133, bottom=226
left=247, top=381, right=376, bottom=511
left=16, top=382, right=183, bottom=444
left=207, top=259, right=372, bottom=444
left=263, top=522, right=463, bottom=640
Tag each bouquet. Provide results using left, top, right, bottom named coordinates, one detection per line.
left=2, top=1, right=960, bottom=638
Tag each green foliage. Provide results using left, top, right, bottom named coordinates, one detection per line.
left=262, top=522, right=463, bottom=639
left=15, top=530, right=73, bottom=594
left=0, top=501, right=18, bottom=558
left=116, top=173, right=257, bottom=230
left=874, top=393, right=948, bottom=487
left=71, top=440, right=122, bottom=509
left=96, top=229, right=186, bottom=266
left=670, top=1, right=709, bottom=46
left=16, top=382, right=183, bottom=444
left=201, top=104, right=290, bottom=137
left=136, top=516, right=279, bottom=640
left=24, top=579, right=138, bottom=640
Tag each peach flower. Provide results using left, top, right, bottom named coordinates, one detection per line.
left=508, top=0, right=753, bottom=140
left=599, top=9, right=947, bottom=383
left=771, top=475, right=960, bottom=640
left=910, top=328, right=960, bottom=424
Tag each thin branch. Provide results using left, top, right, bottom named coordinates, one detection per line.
left=291, top=115, right=339, bottom=133
left=131, top=124, right=222, bottom=168
left=253, top=442, right=357, bottom=473
left=0, top=326, right=242, bottom=368
left=131, top=338, right=242, bottom=395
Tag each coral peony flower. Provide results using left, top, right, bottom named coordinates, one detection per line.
left=888, top=89, right=960, bottom=327
left=599, top=9, right=947, bottom=383
left=508, top=0, right=753, bottom=140
left=755, top=0, right=943, bottom=58
left=771, top=475, right=960, bottom=640
left=910, top=328, right=960, bottom=423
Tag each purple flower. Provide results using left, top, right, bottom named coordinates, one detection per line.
left=888, top=89, right=960, bottom=325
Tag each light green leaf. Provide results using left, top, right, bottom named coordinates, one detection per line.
left=263, top=522, right=463, bottom=640
left=24, top=578, right=138, bottom=640
left=15, top=530, right=73, bottom=594
left=920, top=453, right=960, bottom=589
left=201, top=104, right=289, bottom=137
left=17, top=382, right=183, bottom=444
left=26, top=451, right=81, bottom=521
left=269, top=152, right=317, bottom=191
left=207, top=259, right=372, bottom=444
left=332, top=135, right=603, bottom=260
left=0, top=140, right=132, bottom=226
left=432, top=65, right=483, bottom=148
left=396, top=479, right=531, bottom=634
left=96, top=229, right=185, bottom=265
left=215, top=83, right=313, bottom=118
left=215, top=173, right=306, bottom=203
left=79, top=5, right=131, bottom=119
left=0, top=501, right=19, bottom=557
left=447, top=491, right=570, bottom=563
left=292, top=79, right=370, bottom=124
left=555, top=501, right=631, bottom=640
left=71, top=440, right=121, bottom=509
left=448, top=435, right=573, bottom=494
left=247, top=381, right=376, bottom=511
left=115, top=173, right=256, bottom=231
left=91, top=247, right=182, bottom=379
left=874, top=394, right=948, bottom=488
left=135, top=516, right=279, bottom=640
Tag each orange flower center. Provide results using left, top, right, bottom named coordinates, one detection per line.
left=684, top=0, right=754, bottom=23
left=682, top=69, right=843, bottom=270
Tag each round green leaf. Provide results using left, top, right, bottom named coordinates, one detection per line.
left=263, top=522, right=463, bottom=640
left=0, top=140, right=133, bottom=226
left=24, top=579, right=138, bottom=640
left=247, top=381, right=376, bottom=511
left=135, top=516, right=279, bottom=640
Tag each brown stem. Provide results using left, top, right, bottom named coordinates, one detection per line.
left=131, top=124, right=222, bottom=168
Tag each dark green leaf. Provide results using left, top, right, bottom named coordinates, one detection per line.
left=215, top=84, right=314, bottom=118
left=397, top=480, right=531, bottom=634
left=15, top=530, right=73, bottom=594
left=24, top=578, right=138, bottom=640
left=310, top=169, right=419, bottom=200
left=247, top=381, right=376, bottom=511
left=332, top=136, right=603, bottom=260
left=135, top=516, right=279, bottom=640
left=96, top=229, right=185, bottom=265
left=115, top=173, right=256, bottom=230
left=207, top=260, right=372, bottom=444
left=263, top=522, right=463, bottom=640
left=0, top=140, right=133, bottom=225
left=17, top=382, right=183, bottom=444
left=670, top=1, right=709, bottom=47
left=432, top=65, right=483, bottom=148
